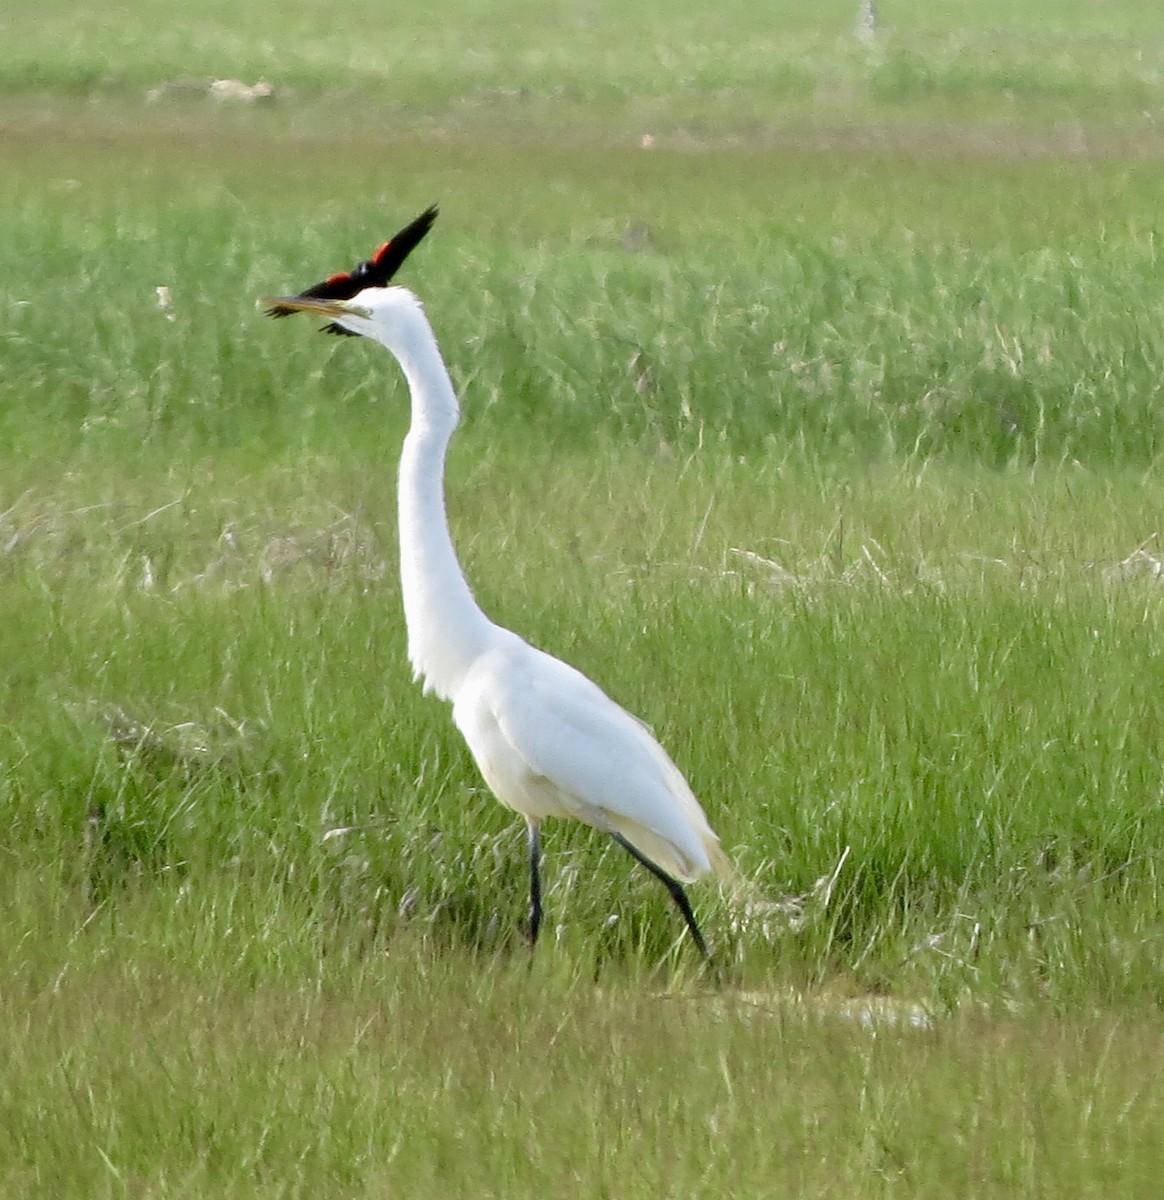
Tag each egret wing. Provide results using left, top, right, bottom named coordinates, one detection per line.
left=456, top=641, right=721, bottom=881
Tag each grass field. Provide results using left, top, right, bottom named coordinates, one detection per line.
left=2, top=2, right=1163, bottom=1195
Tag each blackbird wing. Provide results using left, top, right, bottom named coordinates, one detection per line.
left=265, top=204, right=439, bottom=328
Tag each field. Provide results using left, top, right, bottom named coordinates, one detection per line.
left=2, top=1, right=1163, bottom=1195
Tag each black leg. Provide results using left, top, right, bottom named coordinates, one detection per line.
left=527, top=820, right=543, bottom=947
left=609, top=832, right=712, bottom=963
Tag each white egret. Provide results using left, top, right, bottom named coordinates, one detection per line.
left=263, top=259, right=730, bottom=962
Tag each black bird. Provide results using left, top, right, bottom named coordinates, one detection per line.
left=265, top=204, right=438, bottom=335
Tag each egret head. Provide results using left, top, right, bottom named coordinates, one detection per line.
left=259, top=286, right=428, bottom=353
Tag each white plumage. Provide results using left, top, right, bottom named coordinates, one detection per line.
left=453, top=635, right=724, bottom=883
left=262, top=283, right=730, bottom=959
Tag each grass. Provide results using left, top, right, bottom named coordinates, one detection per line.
left=3, top=922, right=1161, bottom=1195
left=4, top=0, right=1164, bottom=139
left=1, top=2, right=1163, bottom=1195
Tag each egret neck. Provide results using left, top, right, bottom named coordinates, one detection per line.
left=393, top=308, right=494, bottom=700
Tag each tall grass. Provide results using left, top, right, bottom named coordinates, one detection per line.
left=2, top=5, right=1163, bottom=1193
left=3, top=86, right=1162, bottom=991
left=4, top=134, right=1164, bottom=465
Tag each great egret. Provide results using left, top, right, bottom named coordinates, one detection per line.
left=262, top=233, right=731, bottom=962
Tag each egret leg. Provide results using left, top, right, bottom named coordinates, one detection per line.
left=609, top=832, right=712, bottom=962
left=526, top=820, right=543, bottom=947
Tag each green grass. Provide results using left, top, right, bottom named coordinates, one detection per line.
left=2, top=3, right=1163, bottom=1195
left=3, top=916, right=1161, bottom=1195
left=4, top=0, right=1164, bottom=138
